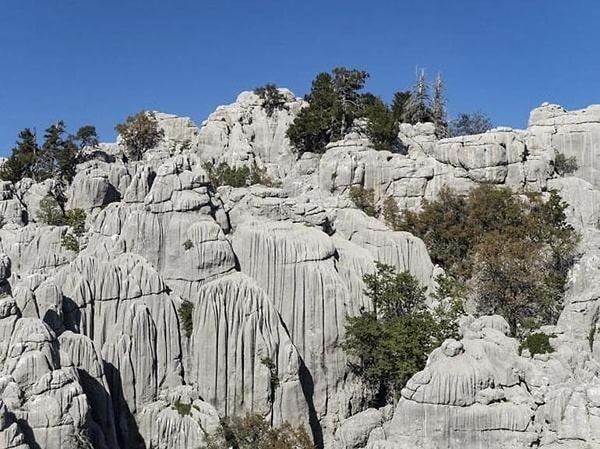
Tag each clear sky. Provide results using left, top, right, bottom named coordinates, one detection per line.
left=1, top=1, right=598, bottom=154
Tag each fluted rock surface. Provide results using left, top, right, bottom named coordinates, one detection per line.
left=0, top=92, right=599, bottom=449
left=188, top=272, right=309, bottom=426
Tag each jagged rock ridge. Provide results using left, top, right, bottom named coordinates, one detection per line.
left=0, top=90, right=598, bottom=448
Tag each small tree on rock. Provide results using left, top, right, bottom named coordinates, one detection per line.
left=115, top=111, right=164, bottom=161
left=74, top=125, right=99, bottom=149
left=254, top=84, right=288, bottom=117
left=0, top=128, right=38, bottom=183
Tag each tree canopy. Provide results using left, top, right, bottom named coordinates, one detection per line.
left=396, top=185, right=578, bottom=337
left=115, top=111, right=164, bottom=161
left=287, top=67, right=461, bottom=155
left=287, top=68, right=369, bottom=154
left=449, top=112, right=493, bottom=137
left=0, top=122, right=97, bottom=184
left=343, top=262, right=459, bottom=406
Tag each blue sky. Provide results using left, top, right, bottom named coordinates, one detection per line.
left=0, top=1, right=598, bottom=154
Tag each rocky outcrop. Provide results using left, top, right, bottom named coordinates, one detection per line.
left=188, top=272, right=309, bottom=426
left=197, top=90, right=303, bottom=179
left=382, top=316, right=540, bottom=449
left=0, top=93, right=599, bottom=449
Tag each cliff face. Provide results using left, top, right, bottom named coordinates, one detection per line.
left=0, top=91, right=599, bottom=449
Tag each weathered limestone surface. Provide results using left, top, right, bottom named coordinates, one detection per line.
left=188, top=272, right=309, bottom=426
left=1, top=95, right=600, bottom=449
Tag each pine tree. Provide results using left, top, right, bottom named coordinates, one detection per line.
left=362, top=94, right=398, bottom=151
left=432, top=74, right=449, bottom=138
left=391, top=90, right=411, bottom=122
left=287, top=68, right=369, bottom=155
left=37, top=121, right=66, bottom=179
left=331, top=67, right=369, bottom=136
left=404, top=69, right=433, bottom=125
left=115, top=111, right=164, bottom=161
left=0, top=129, right=38, bottom=183
left=74, top=125, right=99, bottom=149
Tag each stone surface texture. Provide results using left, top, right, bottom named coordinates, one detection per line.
left=0, top=94, right=598, bottom=448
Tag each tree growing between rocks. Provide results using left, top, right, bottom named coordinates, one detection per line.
left=254, top=84, right=289, bottom=117
left=287, top=68, right=369, bottom=154
left=38, top=195, right=66, bottom=226
left=396, top=184, right=578, bottom=337
left=115, top=111, right=164, bottom=161
left=343, top=262, right=459, bottom=406
left=362, top=94, right=399, bottom=151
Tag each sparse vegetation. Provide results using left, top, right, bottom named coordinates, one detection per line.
left=178, top=299, right=194, bottom=338
left=260, top=356, right=280, bottom=403
left=38, top=195, right=65, bottom=226
left=65, top=208, right=86, bottom=236
left=589, top=317, right=597, bottom=351
left=61, top=208, right=87, bottom=253
left=554, top=153, right=578, bottom=176
left=61, top=232, right=80, bottom=252
left=202, top=414, right=314, bottom=449
left=203, top=161, right=279, bottom=188
left=449, top=112, right=493, bottom=137
left=382, top=196, right=402, bottom=230
left=349, top=186, right=376, bottom=217
left=173, top=399, right=192, bottom=416
left=519, top=333, right=554, bottom=356
left=254, top=84, right=289, bottom=117
left=115, top=111, right=164, bottom=161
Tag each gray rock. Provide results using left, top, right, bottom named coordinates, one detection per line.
left=188, top=272, right=310, bottom=427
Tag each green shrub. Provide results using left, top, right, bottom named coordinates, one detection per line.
left=254, top=84, right=288, bottom=117
left=554, top=153, right=578, bottom=176
left=178, top=299, right=194, bottom=338
left=38, top=195, right=65, bottom=226
left=183, top=239, right=194, bottom=251
left=343, top=263, right=457, bottom=406
left=61, top=232, right=80, bottom=252
left=203, top=161, right=279, bottom=188
left=65, top=208, right=86, bottom=236
left=349, top=186, right=376, bottom=217
left=519, top=333, right=554, bottom=356
left=203, top=414, right=314, bottom=449
left=173, top=399, right=192, bottom=416
left=383, top=196, right=401, bottom=230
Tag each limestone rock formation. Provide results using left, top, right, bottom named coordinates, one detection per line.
left=0, top=92, right=599, bottom=449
